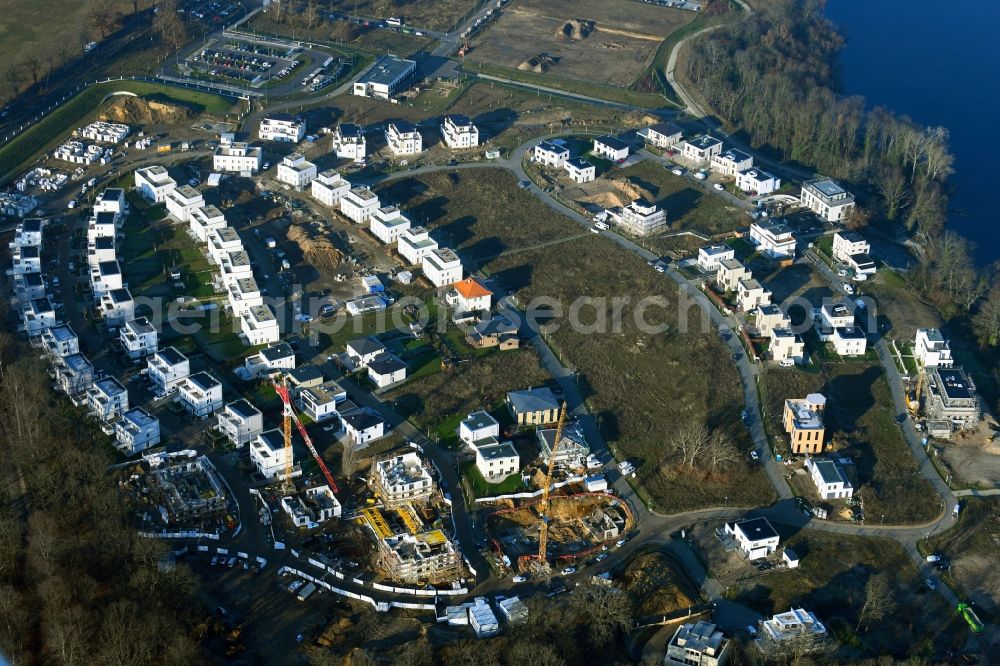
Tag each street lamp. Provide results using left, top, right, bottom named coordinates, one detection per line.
left=880, top=514, right=885, bottom=527
left=724, top=496, right=728, bottom=508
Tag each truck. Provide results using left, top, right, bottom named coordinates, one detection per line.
left=84, top=42, right=97, bottom=53
left=296, top=582, right=317, bottom=601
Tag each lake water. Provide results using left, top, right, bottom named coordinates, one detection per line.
left=826, top=0, right=999, bottom=265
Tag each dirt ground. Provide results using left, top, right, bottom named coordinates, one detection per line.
left=927, top=497, right=1000, bottom=615
left=467, top=0, right=692, bottom=86
left=620, top=551, right=699, bottom=616
left=758, top=263, right=837, bottom=317
left=328, top=0, right=475, bottom=32
left=936, top=436, right=1000, bottom=488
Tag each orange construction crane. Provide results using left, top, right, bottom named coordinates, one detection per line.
left=536, top=401, right=567, bottom=563
left=272, top=378, right=340, bottom=495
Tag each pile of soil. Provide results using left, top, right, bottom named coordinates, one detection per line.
left=556, top=18, right=595, bottom=40
left=580, top=179, right=656, bottom=209
left=287, top=224, right=343, bottom=277
left=99, top=96, right=193, bottom=125
left=620, top=553, right=697, bottom=616
left=517, top=53, right=556, bottom=74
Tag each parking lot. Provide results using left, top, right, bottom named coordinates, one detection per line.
left=187, top=38, right=303, bottom=87
left=182, top=0, right=243, bottom=26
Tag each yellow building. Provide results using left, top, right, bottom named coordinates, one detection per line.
left=782, top=393, right=827, bottom=454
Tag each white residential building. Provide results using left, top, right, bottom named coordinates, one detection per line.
left=564, top=157, right=596, bottom=183
left=665, top=621, right=731, bottom=666
left=281, top=486, right=342, bottom=527
left=346, top=336, right=387, bottom=368
left=100, top=288, right=135, bottom=328
left=213, top=142, right=262, bottom=173
left=445, top=277, right=492, bottom=314
left=297, top=383, right=344, bottom=423
left=736, top=168, right=780, bottom=195
left=259, top=113, right=306, bottom=143
left=422, top=247, right=463, bottom=288
left=759, top=609, right=828, bottom=650
left=56, top=353, right=94, bottom=396
left=189, top=204, right=227, bottom=243
left=534, top=140, right=569, bottom=168
left=806, top=457, right=853, bottom=500
left=369, top=206, right=411, bottom=244
left=680, top=135, right=723, bottom=163
left=606, top=198, right=667, bottom=236
left=276, top=153, right=317, bottom=190
left=385, top=121, right=423, bottom=156
left=250, top=429, right=295, bottom=479
left=42, top=324, right=79, bottom=358
left=815, top=302, right=855, bottom=340
left=11, top=217, right=43, bottom=247
left=91, top=260, right=122, bottom=301
left=164, top=185, right=204, bottom=223
left=831, top=326, right=867, bottom=356
left=217, top=250, right=253, bottom=288
left=342, top=410, right=386, bottom=447
left=832, top=230, right=869, bottom=262
left=207, top=226, right=243, bottom=266
left=340, top=186, right=381, bottom=224
left=459, top=411, right=500, bottom=446
left=87, top=211, right=117, bottom=239
left=801, top=178, right=855, bottom=222
left=367, top=353, right=407, bottom=388
left=352, top=54, right=416, bottom=99
left=134, top=165, right=176, bottom=203
left=915, top=328, right=954, bottom=368
left=120, top=317, right=158, bottom=360
left=710, top=148, right=753, bottom=177
left=593, top=135, right=629, bottom=162
left=737, top=278, right=772, bottom=311
left=638, top=122, right=683, bottom=149
left=398, top=226, right=439, bottom=264
left=244, top=342, right=296, bottom=378
left=95, top=187, right=127, bottom=218
left=311, top=169, right=351, bottom=207
left=86, top=236, right=115, bottom=269
left=13, top=272, right=46, bottom=303
left=228, top=277, right=263, bottom=318
left=331, top=123, right=366, bottom=162
left=749, top=219, right=796, bottom=259
left=216, top=399, right=265, bottom=447
left=475, top=440, right=519, bottom=482
left=241, top=304, right=280, bottom=345
left=771, top=327, right=805, bottom=365
left=698, top=244, right=735, bottom=272
left=724, top=517, right=779, bottom=560
left=440, top=114, right=479, bottom=149
left=11, top=245, right=41, bottom=274
left=21, top=297, right=56, bottom=337
left=755, top=304, right=790, bottom=338
left=177, top=371, right=224, bottom=418
left=115, top=407, right=160, bottom=455
left=88, top=376, right=129, bottom=422
left=147, top=347, right=190, bottom=394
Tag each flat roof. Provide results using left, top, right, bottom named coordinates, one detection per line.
left=227, top=398, right=261, bottom=419
left=808, top=178, right=846, bottom=197
left=835, top=326, right=866, bottom=340
left=188, top=371, right=220, bottom=391
left=338, top=122, right=362, bottom=137
left=734, top=517, right=778, bottom=541
left=936, top=368, right=974, bottom=400
left=566, top=156, right=593, bottom=170
left=836, top=230, right=866, bottom=244
left=122, top=407, right=157, bottom=428
left=700, top=244, right=733, bottom=257
left=462, top=410, right=498, bottom=432
left=389, top=120, right=417, bottom=134
left=155, top=346, right=187, bottom=366
left=812, top=459, right=847, bottom=485
left=689, top=134, right=722, bottom=149
left=48, top=324, right=76, bottom=341
left=108, top=288, right=132, bottom=304
left=358, top=54, right=415, bottom=86
left=537, top=140, right=568, bottom=154
left=445, top=113, right=473, bottom=127
left=718, top=148, right=752, bottom=162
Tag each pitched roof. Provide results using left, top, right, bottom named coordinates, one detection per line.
left=507, top=387, right=559, bottom=414
left=347, top=336, right=387, bottom=356
left=451, top=277, right=492, bottom=299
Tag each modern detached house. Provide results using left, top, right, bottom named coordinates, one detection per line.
left=440, top=114, right=479, bottom=149
left=725, top=517, right=780, bottom=560
left=800, top=178, right=855, bottom=222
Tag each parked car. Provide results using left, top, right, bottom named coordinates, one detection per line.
left=925, top=554, right=941, bottom=563
left=512, top=575, right=527, bottom=583
left=779, top=358, right=794, bottom=367
left=843, top=284, right=855, bottom=295
left=671, top=167, right=684, bottom=176
left=560, top=567, right=576, bottom=576
left=713, top=183, right=724, bottom=190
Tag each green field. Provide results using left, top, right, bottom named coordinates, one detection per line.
left=0, top=81, right=237, bottom=183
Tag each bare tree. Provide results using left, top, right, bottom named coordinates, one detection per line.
left=88, top=0, right=121, bottom=38
left=704, top=428, right=741, bottom=473
left=973, top=284, right=1000, bottom=347
left=568, top=583, right=633, bottom=647
left=670, top=421, right=713, bottom=469
left=154, top=0, right=188, bottom=51
left=856, top=572, right=897, bottom=632
left=875, top=166, right=909, bottom=221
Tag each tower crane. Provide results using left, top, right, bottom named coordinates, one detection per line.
left=536, top=401, right=568, bottom=563
left=272, top=378, right=340, bottom=495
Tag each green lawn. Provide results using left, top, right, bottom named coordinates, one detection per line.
left=461, top=462, right=526, bottom=498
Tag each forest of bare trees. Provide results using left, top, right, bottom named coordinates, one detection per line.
left=683, top=0, right=1000, bottom=349
left=0, top=329, right=207, bottom=665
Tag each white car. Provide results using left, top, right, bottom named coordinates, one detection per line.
left=843, top=284, right=855, bottom=295
left=512, top=575, right=527, bottom=583
left=560, top=567, right=576, bottom=576
left=779, top=358, right=794, bottom=367
left=694, top=172, right=707, bottom=180
left=590, top=226, right=600, bottom=234
left=925, top=554, right=941, bottom=563
left=837, top=269, right=848, bottom=277
left=713, top=183, right=724, bottom=190
left=671, top=167, right=684, bottom=176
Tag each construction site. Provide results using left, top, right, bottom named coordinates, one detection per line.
left=485, top=490, right=634, bottom=574
left=122, top=453, right=233, bottom=531
left=354, top=451, right=466, bottom=585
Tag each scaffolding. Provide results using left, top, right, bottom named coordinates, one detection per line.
left=360, top=507, right=392, bottom=539
left=397, top=504, right=422, bottom=535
